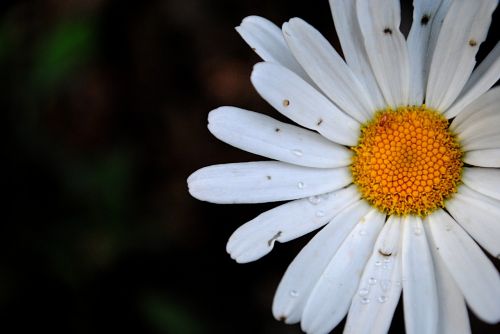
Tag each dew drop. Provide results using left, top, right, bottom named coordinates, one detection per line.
left=375, top=260, right=382, bottom=267
left=368, top=277, right=377, bottom=285
left=315, top=210, right=325, bottom=217
left=292, top=149, right=303, bottom=157
left=308, top=196, right=321, bottom=205
left=361, top=297, right=371, bottom=305
left=383, top=259, right=391, bottom=264
left=377, top=295, right=388, bottom=303
left=359, top=229, right=368, bottom=236
left=297, top=182, right=305, bottom=189
left=414, top=227, right=422, bottom=236
left=380, top=279, right=391, bottom=292
left=320, top=194, right=330, bottom=200
left=394, top=280, right=402, bottom=286
left=358, top=288, right=369, bottom=296
left=290, top=290, right=299, bottom=297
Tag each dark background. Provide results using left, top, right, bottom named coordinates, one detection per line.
left=2, top=0, right=499, bottom=333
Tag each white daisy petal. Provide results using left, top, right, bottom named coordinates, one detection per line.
left=187, top=161, right=351, bottom=204
left=450, top=86, right=500, bottom=133
left=208, top=107, right=352, bottom=168
left=272, top=200, right=372, bottom=324
left=424, top=219, right=471, bottom=334
left=251, top=62, right=360, bottom=146
left=446, top=184, right=500, bottom=258
left=461, top=133, right=500, bottom=151
left=458, top=115, right=500, bottom=145
left=427, top=209, right=500, bottom=323
left=425, top=0, right=453, bottom=65
left=452, top=88, right=500, bottom=143
left=344, top=215, right=403, bottom=334
left=422, top=0, right=453, bottom=95
left=445, top=42, right=500, bottom=119
left=301, top=209, right=385, bottom=334
left=226, top=185, right=359, bottom=263
left=282, top=18, right=373, bottom=122
left=407, top=0, right=442, bottom=105
left=329, top=0, right=385, bottom=109
left=402, top=216, right=438, bottom=334
left=426, top=0, right=497, bottom=111
left=462, top=167, right=500, bottom=201
left=356, top=0, right=410, bottom=107
left=236, top=16, right=310, bottom=82
left=464, top=149, right=500, bottom=168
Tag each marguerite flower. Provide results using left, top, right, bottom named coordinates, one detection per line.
left=188, top=0, right=500, bottom=333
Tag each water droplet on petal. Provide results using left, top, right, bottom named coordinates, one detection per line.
left=290, top=290, right=299, bottom=297
left=315, top=210, right=325, bottom=217
left=292, top=149, right=303, bottom=157
left=320, top=194, right=330, bottom=200
left=414, top=227, right=422, bottom=235
left=359, top=229, right=368, bottom=236
left=383, top=259, right=391, bottom=264
left=368, top=277, right=377, bottom=285
left=361, top=297, right=370, bottom=304
left=377, top=295, right=388, bottom=303
left=375, top=260, right=382, bottom=266
left=308, top=196, right=321, bottom=205
left=358, top=288, right=369, bottom=296
left=380, top=279, right=391, bottom=292
left=297, top=182, right=305, bottom=189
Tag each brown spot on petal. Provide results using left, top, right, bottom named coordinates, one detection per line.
left=378, top=249, right=392, bottom=257
left=283, top=99, right=290, bottom=107
left=383, top=28, right=392, bottom=35
left=267, top=231, right=282, bottom=247
left=421, top=14, right=430, bottom=25
left=469, top=39, right=477, bottom=47
left=317, top=118, right=323, bottom=126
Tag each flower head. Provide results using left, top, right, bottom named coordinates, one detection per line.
left=188, top=0, right=500, bottom=333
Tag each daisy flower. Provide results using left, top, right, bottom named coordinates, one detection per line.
left=188, top=0, right=500, bottom=333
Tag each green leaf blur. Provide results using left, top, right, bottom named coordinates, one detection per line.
left=32, top=20, right=95, bottom=90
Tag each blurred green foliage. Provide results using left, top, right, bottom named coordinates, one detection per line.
left=48, top=150, right=134, bottom=283
left=32, top=19, right=96, bottom=90
left=63, top=150, right=133, bottom=222
left=143, top=295, right=204, bottom=334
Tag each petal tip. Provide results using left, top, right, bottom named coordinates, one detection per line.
left=186, top=168, right=211, bottom=202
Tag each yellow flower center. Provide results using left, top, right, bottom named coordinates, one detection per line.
left=351, top=106, right=463, bottom=216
